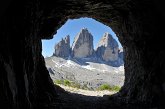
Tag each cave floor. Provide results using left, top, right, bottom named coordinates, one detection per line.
left=48, top=87, right=115, bottom=109
left=43, top=85, right=150, bottom=109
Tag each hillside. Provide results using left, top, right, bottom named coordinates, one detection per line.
left=45, top=56, right=124, bottom=90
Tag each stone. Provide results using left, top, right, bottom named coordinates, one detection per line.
left=54, top=35, right=70, bottom=58
left=96, top=32, right=119, bottom=62
left=71, top=28, right=94, bottom=58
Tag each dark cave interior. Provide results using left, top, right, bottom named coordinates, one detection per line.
left=0, top=0, right=165, bottom=109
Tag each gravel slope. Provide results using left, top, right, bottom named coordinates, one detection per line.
left=45, top=56, right=125, bottom=90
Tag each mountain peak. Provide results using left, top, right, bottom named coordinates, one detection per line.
left=82, top=27, right=88, bottom=30
left=80, top=28, right=90, bottom=34
left=53, top=35, right=70, bottom=58
left=96, top=32, right=119, bottom=62
left=53, top=28, right=123, bottom=66
left=97, top=32, right=118, bottom=48
left=104, top=32, right=109, bottom=36
left=72, top=28, right=94, bottom=58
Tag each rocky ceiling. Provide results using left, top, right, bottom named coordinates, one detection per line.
left=0, top=0, right=165, bottom=109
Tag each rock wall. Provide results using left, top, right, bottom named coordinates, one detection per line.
left=54, top=35, right=70, bottom=58
left=0, top=1, right=58, bottom=109
left=0, top=0, right=165, bottom=108
left=96, top=32, right=119, bottom=61
left=72, top=28, right=94, bottom=58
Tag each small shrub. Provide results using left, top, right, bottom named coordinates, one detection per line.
left=98, top=84, right=111, bottom=90
left=54, top=80, right=63, bottom=84
left=64, top=80, right=71, bottom=86
left=111, top=86, right=121, bottom=91
left=97, top=84, right=121, bottom=91
left=54, top=79, right=120, bottom=91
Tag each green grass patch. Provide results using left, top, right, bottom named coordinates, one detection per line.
left=98, top=84, right=111, bottom=90
left=54, top=79, right=81, bottom=89
left=64, top=80, right=71, bottom=86
left=111, top=85, right=121, bottom=91
left=54, top=80, right=120, bottom=91
left=97, top=84, right=121, bottom=91
left=54, top=80, right=63, bottom=84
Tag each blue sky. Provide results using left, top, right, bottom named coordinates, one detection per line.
left=42, top=18, right=122, bottom=57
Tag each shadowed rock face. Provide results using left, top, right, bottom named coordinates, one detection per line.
left=0, top=0, right=165, bottom=109
left=54, top=35, right=70, bottom=57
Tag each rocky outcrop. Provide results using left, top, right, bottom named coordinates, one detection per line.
left=96, top=32, right=119, bottom=62
left=54, top=35, right=70, bottom=58
left=71, top=28, right=94, bottom=58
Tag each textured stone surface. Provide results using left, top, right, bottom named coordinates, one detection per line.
left=0, top=0, right=165, bottom=109
left=54, top=35, right=70, bottom=58
left=96, top=32, right=119, bottom=61
left=118, top=48, right=124, bottom=60
left=72, top=28, right=94, bottom=58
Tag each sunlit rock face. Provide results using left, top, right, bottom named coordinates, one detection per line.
left=53, top=29, right=123, bottom=67
left=54, top=35, right=70, bottom=58
left=72, top=28, right=94, bottom=58
left=96, top=33, right=119, bottom=61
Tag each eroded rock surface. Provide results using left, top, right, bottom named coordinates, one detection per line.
left=96, top=32, right=119, bottom=62
left=54, top=35, right=70, bottom=58
left=72, top=28, right=94, bottom=58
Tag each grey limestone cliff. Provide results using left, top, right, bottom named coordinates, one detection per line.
left=71, top=28, right=94, bottom=58
left=54, top=35, right=70, bottom=58
left=96, top=32, right=119, bottom=62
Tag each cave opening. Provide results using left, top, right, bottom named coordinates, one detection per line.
left=1, top=0, right=165, bottom=108
left=42, top=17, right=125, bottom=97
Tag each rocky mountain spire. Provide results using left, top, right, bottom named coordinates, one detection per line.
left=96, top=32, right=119, bottom=61
left=71, top=28, right=94, bottom=58
left=52, top=29, right=123, bottom=67
left=54, top=35, right=70, bottom=58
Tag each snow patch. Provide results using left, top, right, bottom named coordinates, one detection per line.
left=63, top=60, right=78, bottom=68
left=51, top=58, right=124, bottom=73
left=52, top=59, right=64, bottom=67
left=81, top=65, right=96, bottom=70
